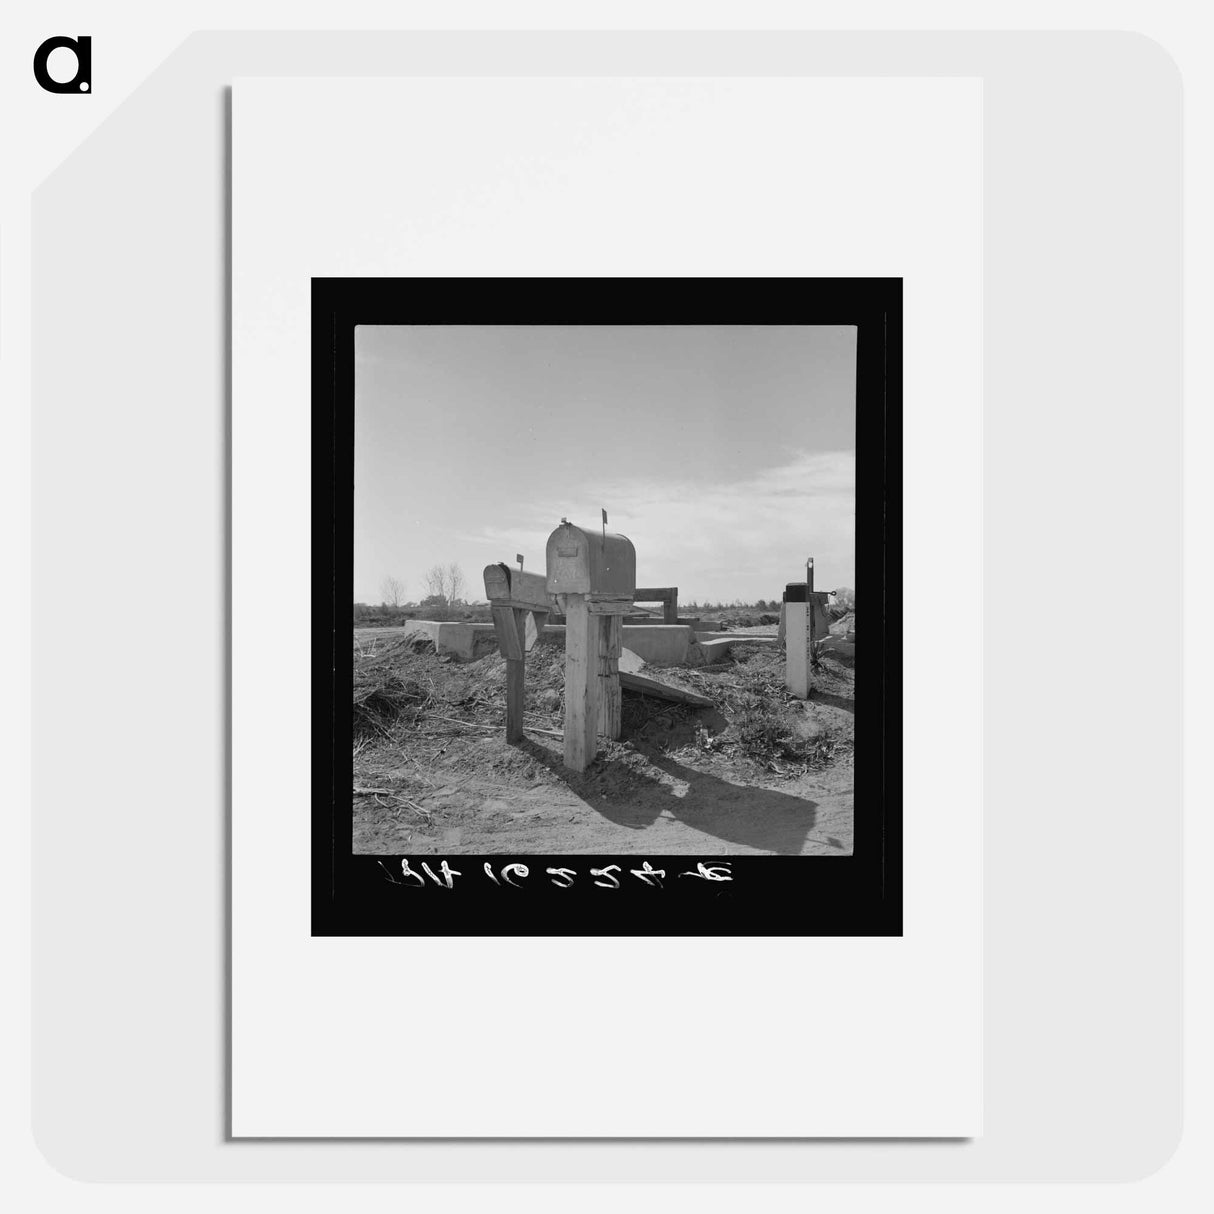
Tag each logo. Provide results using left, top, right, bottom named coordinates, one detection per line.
left=33, top=35, right=91, bottom=93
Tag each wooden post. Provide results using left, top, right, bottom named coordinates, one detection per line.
left=596, top=614, right=623, bottom=739
left=504, top=608, right=527, bottom=744
left=632, top=587, right=679, bottom=626
left=485, top=562, right=558, bottom=745
left=563, top=593, right=598, bottom=771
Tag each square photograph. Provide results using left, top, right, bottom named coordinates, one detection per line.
left=314, top=278, right=900, bottom=936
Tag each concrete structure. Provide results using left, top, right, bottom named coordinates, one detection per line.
left=400, top=620, right=500, bottom=662
left=393, top=621, right=781, bottom=666
left=693, top=631, right=779, bottom=644
left=695, top=635, right=779, bottom=663
left=784, top=583, right=811, bottom=698
left=619, top=623, right=695, bottom=665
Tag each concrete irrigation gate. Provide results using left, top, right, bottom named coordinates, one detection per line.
left=483, top=522, right=835, bottom=773
left=781, top=557, right=833, bottom=700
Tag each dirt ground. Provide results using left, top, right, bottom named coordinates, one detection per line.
left=352, top=628, right=854, bottom=856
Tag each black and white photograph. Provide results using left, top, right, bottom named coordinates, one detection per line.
left=313, top=277, right=901, bottom=936
left=353, top=323, right=858, bottom=856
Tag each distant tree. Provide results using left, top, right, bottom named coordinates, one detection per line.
left=446, top=563, right=466, bottom=607
left=422, top=562, right=467, bottom=606
left=423, top=565, right=446, bottom=601
left=381, top=576, right=406, bottom=608
left=420, top=593, right=448, bottom=609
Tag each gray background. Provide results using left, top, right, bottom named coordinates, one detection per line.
left=31, top=31, right=1181, bottom=1180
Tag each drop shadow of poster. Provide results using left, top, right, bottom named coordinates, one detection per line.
left=312, top=278, right=901, bottom=937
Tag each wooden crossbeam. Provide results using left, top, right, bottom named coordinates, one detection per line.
left=586, top=594, right=634, bottom=615
left=632, top=586, right=679, bottom=625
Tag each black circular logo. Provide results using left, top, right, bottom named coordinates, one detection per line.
left=33, top=36, right=91, bottom=94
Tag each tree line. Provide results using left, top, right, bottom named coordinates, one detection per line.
left=376, top=563, right=468, bottom=609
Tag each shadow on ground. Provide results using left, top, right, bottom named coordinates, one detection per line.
left=518, top=734, right=818, bottom=855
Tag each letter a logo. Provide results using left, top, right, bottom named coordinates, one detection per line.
left=33, top=36, right=92, bottom=94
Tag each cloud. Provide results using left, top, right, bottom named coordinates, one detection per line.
left=464, top=450, right=855, bottom=603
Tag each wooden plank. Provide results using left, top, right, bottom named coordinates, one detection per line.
left=490, top=604, right=524, bottom=661
left=596, top=614, right=622, bottom=740
left=505, top=609, right=527, bottom=744
left=809, top=591, right=831, bottom=647
left=562, top=593, right=598, bottom=772
left=619, top=671, right=714, bottom=709
left=631, top=587, right=680, bottom=625
left=525, top=610, right=547, bottom=653
left=586, top=595, right=634, bottom=615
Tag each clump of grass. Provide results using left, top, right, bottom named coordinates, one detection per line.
left=732, top=692, right=847, bottom=768
left=734, top=693, right=795, bottom=760
left=352, top=669, right=426, bottom=738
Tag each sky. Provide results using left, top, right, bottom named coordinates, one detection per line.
left=354, top=324, right=856, bottom=606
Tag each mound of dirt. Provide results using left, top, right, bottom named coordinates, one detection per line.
left=829, top=611, right=855, bottom=637
left=350, top=625, right=856, bottom=856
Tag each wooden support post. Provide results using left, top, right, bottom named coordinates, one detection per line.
left=485, top=561, right=562, bottom=745
left=504, top=608, right=527, bottom=744
left=633, top=586, right=679, bottom=625
left=809, top=593, right=831, bottom=654
left=489, top=604, right=529, bottom=742
left=490, top=604, right=524, bottom=661
left=596, top=614, right=623, bottom=739
left=563, top=593, right=598, bottom=771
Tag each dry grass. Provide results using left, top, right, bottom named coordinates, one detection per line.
left=352, top=638, right=430, bottom=738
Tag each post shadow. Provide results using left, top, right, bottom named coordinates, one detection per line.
left=516, top=730, right=820, bottom=856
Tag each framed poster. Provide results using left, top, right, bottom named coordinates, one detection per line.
left=233, top=75, right=979, bottom=1137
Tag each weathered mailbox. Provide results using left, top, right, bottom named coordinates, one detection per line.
left=545, top=522, right=636, bottom=598
left=546, top=520, right=637, bottom=773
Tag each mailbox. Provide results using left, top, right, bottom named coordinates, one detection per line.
left=545, top=521, right=636, bottom=597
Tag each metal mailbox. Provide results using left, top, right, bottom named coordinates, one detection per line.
left=545, top=521, right=636, bottom=597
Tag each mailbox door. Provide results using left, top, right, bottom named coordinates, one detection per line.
left=546, top=524, right=590, bottom=594
left=587, top=533, right=636, bottom=597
